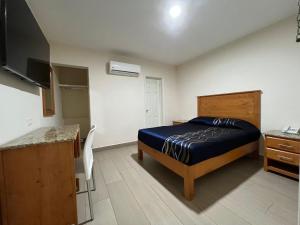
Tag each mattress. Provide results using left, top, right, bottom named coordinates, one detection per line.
left=138, top=117, right=260, bottom=165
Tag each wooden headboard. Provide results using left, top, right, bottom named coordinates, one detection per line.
left=197, top=90, right=262, bottom=129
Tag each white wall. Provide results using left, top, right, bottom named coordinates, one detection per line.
left=177, top=17, right=300, bottom=133
left=0, top=69, right=63, bottom=144
left=50, top=44, right=178, bottom=148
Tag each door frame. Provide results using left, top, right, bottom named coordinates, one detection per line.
left=144, top=76, right=163, bottom=127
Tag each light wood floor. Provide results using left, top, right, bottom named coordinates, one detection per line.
left=76, top=144, right=298, bottom=225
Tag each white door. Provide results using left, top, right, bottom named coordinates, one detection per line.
left=145, top=77, right=162, bottom=128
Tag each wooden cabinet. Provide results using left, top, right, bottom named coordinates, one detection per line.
left=0, top=125, right=80, bottom=225
left=264, top=131, right=300, bottom=179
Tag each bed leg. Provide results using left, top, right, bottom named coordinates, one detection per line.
left=138, top=149, right=143, bottom=161
left=184, top=176, right=195, bottom=201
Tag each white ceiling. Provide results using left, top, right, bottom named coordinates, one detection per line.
left=27, top=0, right=296, bottom=65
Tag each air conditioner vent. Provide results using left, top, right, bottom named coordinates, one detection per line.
left=109, top=61, right=141, bottom=77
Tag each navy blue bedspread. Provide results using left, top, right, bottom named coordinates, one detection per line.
left=138, top=117, right=260, bottom=165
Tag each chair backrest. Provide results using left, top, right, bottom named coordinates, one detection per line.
left=83, top=125, right=96, bottom=181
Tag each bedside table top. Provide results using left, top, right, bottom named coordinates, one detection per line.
left=173, top=120, right=188, bottom=123
left=265, top=130, right=300, bottom=141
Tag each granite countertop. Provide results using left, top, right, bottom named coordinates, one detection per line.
left=0, top=124, right=80, bottom=150
left=265, top=130, right=300, bottom=141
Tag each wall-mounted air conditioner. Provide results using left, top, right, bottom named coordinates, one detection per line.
left=109, top=61, right=141, bottom=77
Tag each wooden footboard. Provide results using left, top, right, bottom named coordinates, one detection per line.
left=138, top=140, right=259, bottom=200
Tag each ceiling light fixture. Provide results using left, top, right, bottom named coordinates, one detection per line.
left=169, top=5, right=182, bottom=19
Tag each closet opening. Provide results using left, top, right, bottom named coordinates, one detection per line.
left=53, top=64, right=91, bottom=145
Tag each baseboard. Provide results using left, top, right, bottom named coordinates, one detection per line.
left=93, top=141, right=137, bottom=152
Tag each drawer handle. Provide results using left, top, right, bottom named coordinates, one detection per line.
left=278, top=144, right=294, bottom=149
left=278, top=155, right=294, bottom=162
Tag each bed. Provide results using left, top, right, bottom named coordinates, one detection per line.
left=138, top=90, right=262, bottom=200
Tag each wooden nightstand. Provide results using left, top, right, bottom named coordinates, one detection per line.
left=172, top=120, right=188, bottom=125
left=264, top=130, right=300, bottom=179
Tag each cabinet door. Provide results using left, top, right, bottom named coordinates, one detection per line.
left=2, top=142, right=77, bottom=225
left=3, top=147, right=41, bottom=225
left=0, top=152, right=8, bottom=225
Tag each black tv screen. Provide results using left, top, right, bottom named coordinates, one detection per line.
left=0, top=0, right=50, bottom=88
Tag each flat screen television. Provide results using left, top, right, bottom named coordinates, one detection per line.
left=0, top=0, right=50, bottom=88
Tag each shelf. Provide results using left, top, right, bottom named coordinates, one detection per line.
left=58, top=84, right=88, bottom=89
left=268, top=166, right=299, bottom=179
left=267, top=159, right=299, bottom=180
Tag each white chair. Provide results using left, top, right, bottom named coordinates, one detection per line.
left=76, top=125, right=96, bottom=225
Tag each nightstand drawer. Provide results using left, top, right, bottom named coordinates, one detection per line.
left=266, top=137, right=300, bottom=154
left=266, top=148, right=299, bottom=166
